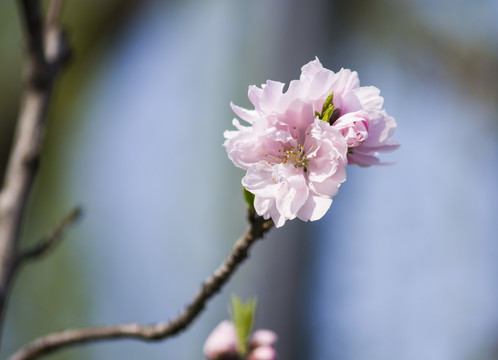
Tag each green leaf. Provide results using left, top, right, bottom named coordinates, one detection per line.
left=230, top=295, right=257, bottom=355
left=321, top=91, right=334, bottom=115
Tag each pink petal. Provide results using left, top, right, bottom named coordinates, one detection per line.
left=309, top=166, right=346, bottom=197
left=332, top=68, right=360, bottom=96
left=230, top=103, right=259, bottom=124
left=352, top=86, right=383, bottom=111
left=248, top=346, right=278, bottom=360
left=203, top=321, right=238, bottom=359
left=224, top=130, right=267, bottom=170
left=242, top=162, right=278, bottom=198
left=333, top=111, right=369, bottom=148
left=249, top=81, right=285, bottom=113
left=250, top=330, right=278, bottom=347
left=299, top=57, right=324, bottom=80
left=274, top=167, right=308, bottom=220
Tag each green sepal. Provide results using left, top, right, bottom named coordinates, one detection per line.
left=243, top=187, right=255, bottom=211
left=322, top=104, right=335, bottom=123
left=230, top=295, right=258, bottom=355
left=321, top=91, right=334, bottom=115
left=316, top=91, right=335, bottom=122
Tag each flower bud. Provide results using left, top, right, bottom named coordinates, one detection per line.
left=248, top=345, right=277, bottom=360
left=332, top=110, right=369, bottom=148
left=250, top=329, right=278, bottom=348
left=203, top=321, right=239, bottom=360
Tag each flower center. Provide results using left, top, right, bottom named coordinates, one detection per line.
left=265, top=142, right=316, bottom=173
left=284, top=144, right=309, bottom=170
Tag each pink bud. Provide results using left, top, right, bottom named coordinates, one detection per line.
left=203, top=321, right=239, bottom=360
left=333, top=110, right=369, bottom=148
left=250, top=329, right=278, bottom=348
left=248, top=345, right=277, bottom=360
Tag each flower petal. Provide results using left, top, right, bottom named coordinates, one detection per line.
left=230, top=103, right=259, bottom=124
left=249, top=80, right=285, bottom=113
left=297, top=195, right=333, bottom=222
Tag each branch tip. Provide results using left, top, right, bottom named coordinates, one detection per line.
left=15, top=206, right=83, bottom=268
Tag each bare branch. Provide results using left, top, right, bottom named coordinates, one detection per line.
left=17, top=0, right=47, bottom=88
left=14, top=207, right=82, bottom=268
left=46, top=0, right=64, bottom=30
left=0, top=0, right=70, bottom=337
left=8, top=214, right=274, bottom=360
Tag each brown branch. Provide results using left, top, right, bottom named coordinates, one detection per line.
left=0, top=0, right=69, bottom=340
left=14, top=207, right=82, bottom=269
left=17, top=0, right=47, bottom=88
left=46, top=0, right=63, bottom=30
left=8, top=214, right=274, bottom=360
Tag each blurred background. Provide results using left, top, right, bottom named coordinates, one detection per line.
left=1, top=0, right=497, bottom=359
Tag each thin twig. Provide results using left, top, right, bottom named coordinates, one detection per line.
left=8, top=214, right=274, bottom=360
left=14, top=207, right=82, bottom=269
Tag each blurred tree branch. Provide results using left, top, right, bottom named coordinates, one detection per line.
left=0, top=0, right=145, bottom=184
left=0, top=0, right=70, bottom=340
left=13, top=206, right=82, bottom=269
left=8, top=213, right=273, bottom=360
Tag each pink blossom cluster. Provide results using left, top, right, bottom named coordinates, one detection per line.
left=203, top=321, right=278, bottom=360
left=224, top=58, right=398, bottom=227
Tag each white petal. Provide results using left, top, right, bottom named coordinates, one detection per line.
left=296, top=196, right=333, bottom=222
left=270, top=208, right=286, bottom=228
left=274, top=172, right=308, bottom=219
left=254, top=196, right=272, bottom=219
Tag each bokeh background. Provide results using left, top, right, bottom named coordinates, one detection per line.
left=1, top=0, right=498, bottom=359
